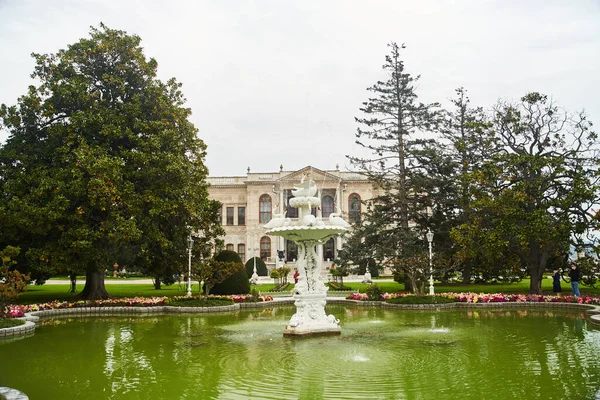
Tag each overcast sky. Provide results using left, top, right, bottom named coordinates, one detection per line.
left=1, top=0, right=598, bottom=176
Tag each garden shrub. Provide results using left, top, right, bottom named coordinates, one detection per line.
left=0, top=246, right=30, bottom=315
left=210, top=250, right=250, bottom=295
left=365, top=283, right=383, bottom=301
left=270, top=269, right=280, bottom=285
left=245, top=257, right=268, bottom=277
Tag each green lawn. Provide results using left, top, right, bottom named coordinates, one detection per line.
left=332, top=278, right=600, bottom=296
left=12, top=277, right=600, bottom=305
left=49, top=276, right=151, bottom=280
left=16, top=282, right=276, bottom=304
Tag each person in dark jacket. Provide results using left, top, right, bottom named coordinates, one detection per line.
left=552, top=269, right=562, bottom=296
left=568, top=264, right=581, bottom=296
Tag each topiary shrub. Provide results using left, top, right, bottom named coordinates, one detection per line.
left=357, top=258, right=379, bottom=278
left=210, top=250, right=250, bottom=295
left=245, top=257, right=268, bottom=277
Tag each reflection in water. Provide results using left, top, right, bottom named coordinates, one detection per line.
left=0, top=307, right=600, bottom=399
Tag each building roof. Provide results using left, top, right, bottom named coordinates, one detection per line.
left=207, top=165, right=369, bottom=187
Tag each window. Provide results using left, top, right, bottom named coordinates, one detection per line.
left=323, top=238, right=335, bottom=261
left=260, top=236, right=271, bottom=260
left=285, top=190, right=298, bottom=218
left=322, top=195, right=335, bottom=218
left=259, top=194, right=272, bottom=223
left=286, top=240, right=298, bottom=262
left=218, top=206, right=223, bottom=224
left=237, top=244, right=246, bottom=263
left=238, top=206, right=245, bottom=225
left=348, top=193, right=361, bottom=223
left=226, top=207, right=234, bottom=225
left=226, top=243, right=234, bottom=251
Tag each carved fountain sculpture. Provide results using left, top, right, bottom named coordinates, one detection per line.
left=264, top=176, right=350, bottom=336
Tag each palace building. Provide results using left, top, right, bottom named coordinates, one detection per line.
left=207, top=165, right=382, bottom=270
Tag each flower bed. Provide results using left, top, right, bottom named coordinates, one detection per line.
left=346, top=291, right=600, bottom=306
left=229, top=294, right=273, bottom=303
left=3, top=294, right=274, bottom=318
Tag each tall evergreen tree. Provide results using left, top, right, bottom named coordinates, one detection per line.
left=0, top=24, right=222, bottom=299
left=345, top=42, right=441, bottom=281
left=436, top=87, right=499, bottom=282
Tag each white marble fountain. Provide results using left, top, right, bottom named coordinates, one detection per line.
left=264, top=176, right=350, bottom=336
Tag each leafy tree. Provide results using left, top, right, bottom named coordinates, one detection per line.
left=574, top=255, right=600, bottom=288
left=390, top=251, right=450, bottom=295
left=0, top=246, right=30, bottom=313
left=0, top=24, right=220, bottom=299
left=329, top=265, right=350, bottom=288
left=452, top=93, right=599, bottom=294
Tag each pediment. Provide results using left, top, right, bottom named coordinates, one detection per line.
left=277, top=166, right=341, bottom=184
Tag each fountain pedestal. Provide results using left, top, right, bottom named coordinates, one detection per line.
left=265, top=178, right=349, bottom=337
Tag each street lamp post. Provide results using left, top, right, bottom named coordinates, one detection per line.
left=426, top=228, right=434, bottom=295
left=187, top=235, right=194, bottom=296
left=250, top=245, right=259, bottom=284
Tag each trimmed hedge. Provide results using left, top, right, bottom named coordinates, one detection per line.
left=386, top=296, right=456, bottom=305
left=356, top=258, right=379, bottom=278
left=210, top=250, right=250, bottom=295
left=245, top=257, right=268, bottom=277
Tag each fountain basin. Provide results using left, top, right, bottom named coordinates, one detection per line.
left=2, top=305, right=600, bottom=399
left=267, top=225, right=346, bottom=242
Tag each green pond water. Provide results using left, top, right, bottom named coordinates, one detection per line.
left=1, top=305, right=600, bottom=400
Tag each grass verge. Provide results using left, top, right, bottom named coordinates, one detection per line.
left=0, top=318, right=26, bottom=328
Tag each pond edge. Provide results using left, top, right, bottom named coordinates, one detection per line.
left=2, top=298, right=599, bottom=340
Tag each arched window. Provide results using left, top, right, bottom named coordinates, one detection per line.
left=285, top=190, right=298, bottom=218
left=322, top=195, right=335, bottom=218
left=237, top=244, right=246, bottom=263
left=259, top=194, right=272, bottom=223
left=260, top=236, right=271, bottom=260
left=286, top=240, right=298, bottom=262
left=226, top=243, right=234, bottom=251
left=348, top=193, right=361, bottom=223
left=323, top=237, right=335, bottom=261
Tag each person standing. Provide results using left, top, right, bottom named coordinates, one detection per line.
left=552, top=269, right=562, bottom=296
left=568, top=264, right=581, bottom=296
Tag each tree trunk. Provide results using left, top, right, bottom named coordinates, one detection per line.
left=77, top=270, right=110, bottom=300
left=462, top=261, right=472, bottom=284
left=69, top=272, right=77, bottom=293
left=529, top=270, right=544, bottom=295
left=153, top=276, right=161, bottom=290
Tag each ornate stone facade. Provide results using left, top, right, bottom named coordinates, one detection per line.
left=207, top=165, right=381, bottom=270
